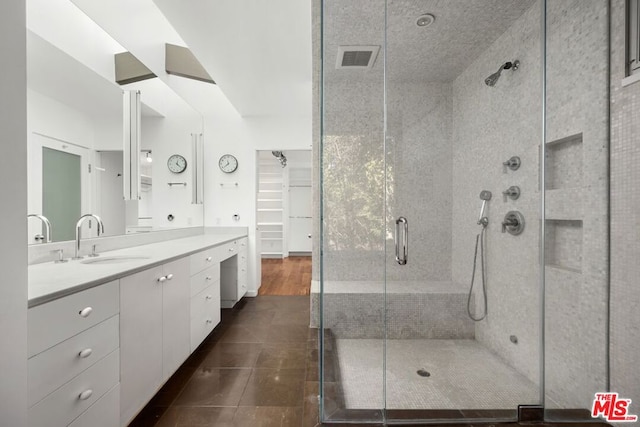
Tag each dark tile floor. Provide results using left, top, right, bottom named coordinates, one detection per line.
left=130, top=295, right=610, bottom=427
left=129, top=295, right=319, bottom=427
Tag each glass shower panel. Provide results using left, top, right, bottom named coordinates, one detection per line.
left=384, top=0, right=543, bottom=422
left=543, top=0, right=610, bottom=422
left=319, top=0, right=386, bottom=422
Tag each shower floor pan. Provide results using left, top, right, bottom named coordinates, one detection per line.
left=335, top=338, right=538, bottom=410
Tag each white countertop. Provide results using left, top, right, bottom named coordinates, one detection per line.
left=28, top=233, right=247, bottom=307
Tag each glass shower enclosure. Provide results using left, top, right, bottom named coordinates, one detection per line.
left=317, top=0, right=610, bottom=424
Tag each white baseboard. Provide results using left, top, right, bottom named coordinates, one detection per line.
left=245, top=290, right=258, bottom=297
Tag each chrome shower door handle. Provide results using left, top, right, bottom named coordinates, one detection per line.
left=395, top=217, right=408, bottom=265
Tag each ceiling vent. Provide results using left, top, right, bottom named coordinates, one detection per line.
left=336, top=45, right=380, bottom=69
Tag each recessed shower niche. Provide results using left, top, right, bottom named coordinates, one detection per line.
left=545, top=219, right=583, bottom=272
left=545, top=133, right=583, bottom=190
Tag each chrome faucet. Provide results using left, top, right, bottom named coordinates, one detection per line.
left=28, top=214, right=52, bottom=243
left=73, top=214, right=105, bottom=260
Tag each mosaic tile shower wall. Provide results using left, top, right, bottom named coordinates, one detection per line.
left=451, top=2, right=543, bottom=387
left=610, top=0, right=640, bottom=417
left=449, top=0, right=609, bottom=409
left=544, top=0, right=610, bottom=409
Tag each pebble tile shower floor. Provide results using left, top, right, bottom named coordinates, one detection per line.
left=336, top=339, right=539, bottom=409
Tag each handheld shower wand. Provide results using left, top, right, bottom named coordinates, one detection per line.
left=477, top=190, right=492, bottom=226
left=468, top=190, right=492, bottom=322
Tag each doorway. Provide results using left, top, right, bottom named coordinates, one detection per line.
left=256, top=149, right=312, bottom=295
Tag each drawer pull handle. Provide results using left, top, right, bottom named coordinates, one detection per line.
left=157, top=276, right=167, bottom=283
left=228, top=248, right=234, bottom=252
left=78, top=348, right=93, bottom=358
left=166, top=274, right=174, bottom=281
left=206, top=319, right=213, bottom=324
left=78, top=389, right=93, bottom=401
left=205, top=275, right=212, bottom=281
left=79, top=307, right=93, bottom=318
left=206, top=256, right=212, bottom=262
left=205, top=295, right=212, bottom=300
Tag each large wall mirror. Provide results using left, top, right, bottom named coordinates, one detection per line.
left=26, top=0, right=204, bottom=244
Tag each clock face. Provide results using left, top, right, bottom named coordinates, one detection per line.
left=219, top=154, right=238, bottom=173
left=167, top=154, right=187, bottom=173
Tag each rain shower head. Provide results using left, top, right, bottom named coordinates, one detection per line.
left=484, top=60, right=519, bottom=87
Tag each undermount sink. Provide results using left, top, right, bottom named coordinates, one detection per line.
left=80, top=256, right=150, bottom=265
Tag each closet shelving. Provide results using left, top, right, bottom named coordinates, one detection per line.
left=257, top=160, right=285, bottom=258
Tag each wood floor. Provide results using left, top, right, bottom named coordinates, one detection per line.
left=259, top=256, right=312, bottom=296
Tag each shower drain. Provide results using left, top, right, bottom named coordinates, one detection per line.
left=417, top=368, right=431, bottom=377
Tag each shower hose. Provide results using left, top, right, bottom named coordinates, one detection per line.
left=467, top=227, right=488, bottom=321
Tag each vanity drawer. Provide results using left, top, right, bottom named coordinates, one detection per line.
left=190, top=248, right=217, bottom=275
left=238, top=237, right=248, bottom=251
left=68, top=383, right=119, bottom=427
left=190, top=264, right=220, bottom=297
left=238, top=270, right=248, bottom=298
left=28, top=280, right=119, bottom=358
left=28, top=349, right=119, bottom=427
left=190, top=283, right=221, bottom=352
left=28, top=315, right=119, bottom=407
left=238, top=250, right=248, bottom=270
left=214, top=240, right=238, bottom=262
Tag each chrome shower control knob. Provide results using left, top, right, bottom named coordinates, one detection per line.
left=502, top=156, right=521, bottom=172
left=502, top=186, right=521, bottom=201
left=501, top=211, right=525, bottom=235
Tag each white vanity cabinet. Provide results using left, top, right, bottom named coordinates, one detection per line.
left=27, top=280, right=120, bottom=427
left=220, top=237, right=249, bottom=308
left=119, top=257, right=190, bottom=427
left=27, top=232, right=249, bottom=427
left=189, top=251, right=221, bottom=352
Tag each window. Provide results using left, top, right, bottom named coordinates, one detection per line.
left=629, top=0, right=640, bottom=75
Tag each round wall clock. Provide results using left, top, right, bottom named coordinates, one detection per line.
left=167, top=154, right=187, bottom=173
left=219, top=154, right=238, bottom=173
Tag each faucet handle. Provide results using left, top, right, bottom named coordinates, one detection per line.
left=52, top=249, right=69, bottom=264
left=501, top=211, right=525, bottom=235
left=88, top=244, right=100, bottom=258
left=502, top=185, right=521, bottom=201
left=502, top=156, right=521, bottom=172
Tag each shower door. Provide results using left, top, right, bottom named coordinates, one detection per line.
left=382, top=0, right=543, bottom=421
left=320, top=0, right=545, bottom=423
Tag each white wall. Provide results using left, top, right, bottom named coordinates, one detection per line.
left=27, top=89, right=95, bottom=148
left=204, top=115, right=312, bottom=295
left=143, top=107, right=204, bottom=231
left=0, top=0, right=27, bottom=424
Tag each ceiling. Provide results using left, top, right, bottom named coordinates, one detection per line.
left=153, top=0, right=312, bottom=117
left=27, top=0, right=535, bottom=121
left=324, top=0, right=536, bottom=83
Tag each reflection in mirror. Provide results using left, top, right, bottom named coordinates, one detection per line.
left=26, top=0, right=205, bottom=245
left=94, top=150, right=153, bottom=237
